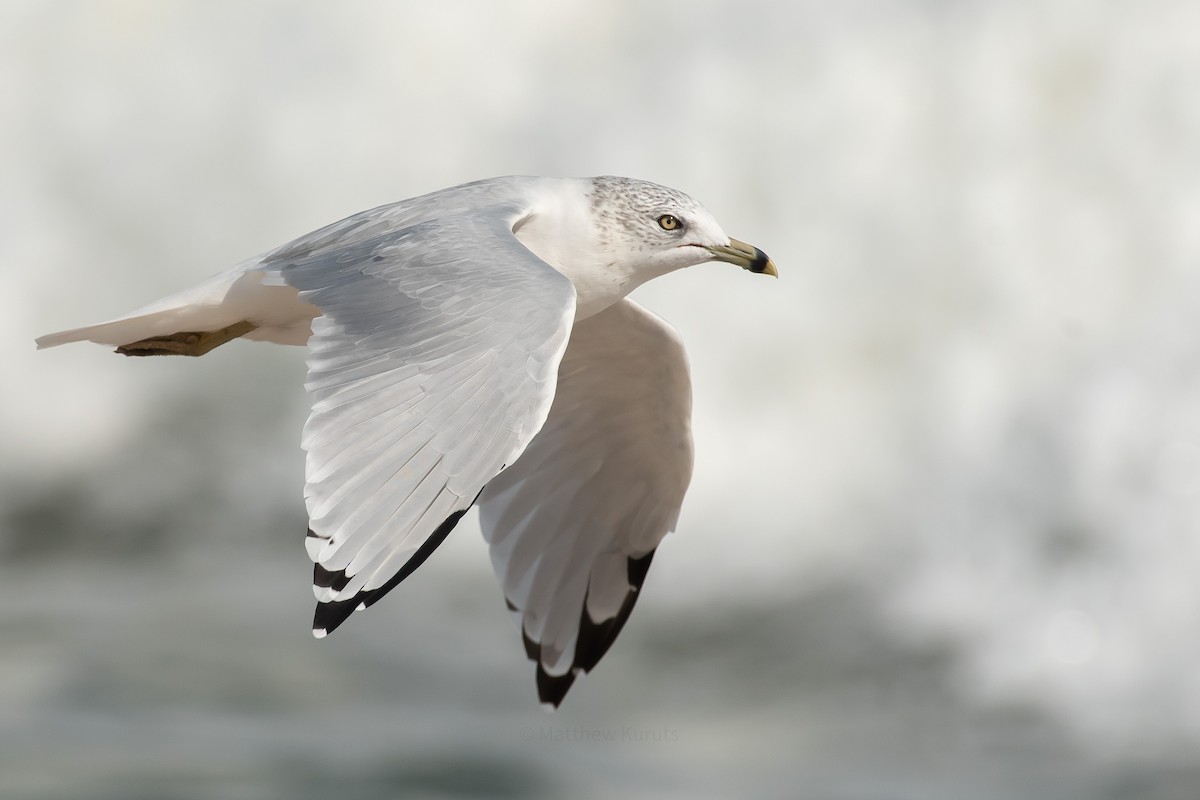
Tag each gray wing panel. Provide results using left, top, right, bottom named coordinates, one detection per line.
left=276, top=207, right=576, bottom=635
left=477, top=298, right=694, bottom=706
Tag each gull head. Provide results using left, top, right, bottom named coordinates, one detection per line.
left=515, top=175, right=776, bottom=319
left=586, top=176, right=777, bottom=280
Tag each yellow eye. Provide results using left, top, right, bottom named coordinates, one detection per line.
left=657, top=214, right=681, bottom=231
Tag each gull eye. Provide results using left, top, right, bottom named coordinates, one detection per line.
left=657, top=214, right=682, bottom=231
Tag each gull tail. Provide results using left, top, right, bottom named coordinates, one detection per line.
left=36, top=268, right=320, bottom=356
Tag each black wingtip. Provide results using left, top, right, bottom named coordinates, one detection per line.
left=574, top=550, right=655, bottom=672
left=522, top=628, right=576, bottom=708
left=536, top=665, right=578, bottom=709
left=312, top=597, right=360, bottom=636
left=627, top=549, right=655, bottom=587
left=313, top=563, right=351, bottom=591
left=308, top=504, right=476, bottom=638
left=517, top=549, right=658, bottom=707
left=522, top=630, right=541, bottom=661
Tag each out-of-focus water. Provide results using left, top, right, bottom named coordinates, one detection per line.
left=5, top=547, right=1200, bottom=799
left=4, top=1, right=1200, bottom=797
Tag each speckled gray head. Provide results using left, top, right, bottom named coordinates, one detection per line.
left=513, top=174, right=777, bottom=319
left=588, top=176, right=707, bottom=234
left=587, top=175, right=776, bottom=275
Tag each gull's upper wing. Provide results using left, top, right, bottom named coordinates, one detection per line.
left=477, top=298, right=694, bottom=706
left=273, top=206, right=577, bottom=636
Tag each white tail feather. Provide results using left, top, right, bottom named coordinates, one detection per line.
left=36, top=268, right=319, bottom=349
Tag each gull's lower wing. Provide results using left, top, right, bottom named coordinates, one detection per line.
left=477, top=298, right=694, bottom=707
left=274, top=207, right=577, bottom=636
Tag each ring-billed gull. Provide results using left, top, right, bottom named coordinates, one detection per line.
left=37, top=175, right=776, bottom=707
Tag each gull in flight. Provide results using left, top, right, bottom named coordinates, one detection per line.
left=37, top=176, right=776, bottom=707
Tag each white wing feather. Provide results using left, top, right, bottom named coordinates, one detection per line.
left=277, top=206, right=577, bottom=635
left=477, top=297, right=693, bottom=706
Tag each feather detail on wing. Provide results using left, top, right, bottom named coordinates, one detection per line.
left=477, top=298, right=694, bottom=706
left=275, top=206, right=577, bottom=636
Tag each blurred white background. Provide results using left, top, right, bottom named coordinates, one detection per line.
left=3, top=1, right=1200, bottom=798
